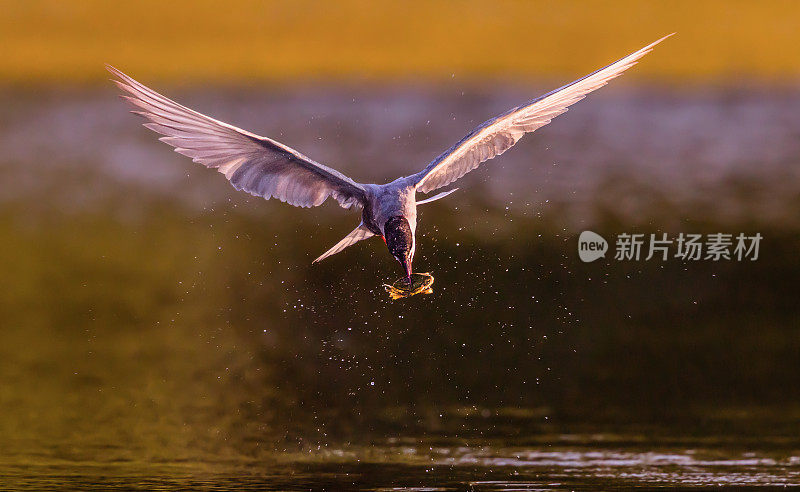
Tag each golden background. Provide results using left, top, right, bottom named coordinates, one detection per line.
left=1, top=0, right=798, bottom=84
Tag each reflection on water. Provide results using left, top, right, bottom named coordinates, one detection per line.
left=1, top=85, right=799, bottom=488
left=3, top=444, right=800, bottom=489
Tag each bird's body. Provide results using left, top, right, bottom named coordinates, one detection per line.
left=364, top=179, right=417, bottom=237
left=109, top=35, right=672, bottom=284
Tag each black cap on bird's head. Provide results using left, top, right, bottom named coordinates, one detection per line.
left=384, top=216, right=413, bottom=284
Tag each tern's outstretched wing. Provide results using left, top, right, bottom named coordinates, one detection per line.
left=313, top=223, right=375, bottom=263
left=409, top=34, right=673, bottom=194
left=108, top=66, right=367, bottom=209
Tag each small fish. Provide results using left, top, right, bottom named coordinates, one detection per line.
left=383, top=272, right=435, bottom=300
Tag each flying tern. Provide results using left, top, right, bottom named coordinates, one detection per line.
left=109, top=35, right=671, bottom=284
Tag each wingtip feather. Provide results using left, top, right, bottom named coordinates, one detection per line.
left=105, top=64, right=125, bottom=79
left=647, top=33, right=676, bottom=50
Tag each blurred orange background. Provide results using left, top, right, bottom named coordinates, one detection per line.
left=1, top=0, right=799, bottom=84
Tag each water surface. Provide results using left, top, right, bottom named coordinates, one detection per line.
left=1, top=85, right=799, bottom=489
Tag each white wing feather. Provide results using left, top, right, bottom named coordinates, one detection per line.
left=411, top=34, right=673, bottom=194
left=108, top=65, right=367, bottom=209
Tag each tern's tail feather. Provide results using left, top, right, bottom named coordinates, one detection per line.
left=312, top=223, right=375, bottom=263
left=416, top=188, right=459, bottom=205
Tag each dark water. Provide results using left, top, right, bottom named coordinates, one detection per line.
left=1, top=85, right=800, bottom=489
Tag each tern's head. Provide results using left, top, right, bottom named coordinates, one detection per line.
left=384, top=216, right=413, bottom=284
